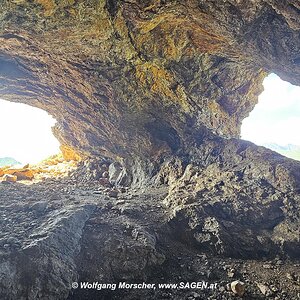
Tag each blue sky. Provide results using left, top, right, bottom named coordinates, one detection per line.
left=241, top=73, right=300, bottom=146
left=0, top=100, right=60, bottom=164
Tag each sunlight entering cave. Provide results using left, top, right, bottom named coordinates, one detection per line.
left=241, top=73, right=300, bottom=160
left=0, top=99, right=60, bottom=165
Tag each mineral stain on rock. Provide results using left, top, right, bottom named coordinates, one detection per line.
left=0, top=1, right=300, bottom=299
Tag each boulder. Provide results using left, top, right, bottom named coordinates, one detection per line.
left=2, top=174, right=17, bottom=183
left=13, top=169, right=34, bottom=180
left=0, top=167, right=34, bottom=181
left=230, top=280, right=246, bottom=297
left=108, top=162, right=123, bottom=185
left=108, top=163, right=132, bottom=187
left=257, top=283, right=272, bottom=296
left=30, top=201, right=48, bottom=215
left=108, top=189, right=118, bottom=198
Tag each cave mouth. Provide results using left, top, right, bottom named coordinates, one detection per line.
left=0, top=98, right=60, bottom=166
left=241, top=73, right=300, bottom=161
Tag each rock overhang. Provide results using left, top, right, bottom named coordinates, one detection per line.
left=0, top=0, right=299, bottom=162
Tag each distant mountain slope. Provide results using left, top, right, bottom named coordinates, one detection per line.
left=0, top=157, right=21, bottom=167
left=262, top=143, right=300, bottom=161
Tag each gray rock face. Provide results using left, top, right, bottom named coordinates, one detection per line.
left=109, top=162, right=132, bottom=186
left=0, top=159, right=300, bottom=299
left=108, top=162, right=123, bottom=184
left=0, top=202, right=96, bottom=300
left=0, top=181, right=168, bottom=300
left=163, top=136, right=300, bottom=259
left=75, top=213, right=165, bottom=283
left=30, top=201, right=48, bottom=216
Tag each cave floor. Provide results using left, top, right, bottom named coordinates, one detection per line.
left=0, top=178, right=299, bottom=300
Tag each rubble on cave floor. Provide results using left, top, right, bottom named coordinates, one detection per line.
left=0, top=153, right=79, bottom=184
left=1, top=140, right=300, bottom=300
left=0, top=169, right=300, bottom=299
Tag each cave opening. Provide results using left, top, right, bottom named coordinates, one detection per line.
left=241, top=73, right=300, bottom=161
left=0, top=98, right=60, bottom=166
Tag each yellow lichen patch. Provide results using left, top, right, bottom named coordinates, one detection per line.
left=136, top=62, right=174, bottom=98
left=135, top=62, right=192, bottom=113
left=92, top=20, right=113, bottom=40
left=175, top=85, right=192, bottom=113
left=60, top=145, right=81, bottom=162
left=135, top=14, right=226, bottom=61
left=139, top=14, right=172, bottom=34
left=67, top=7, right=77, bottom=16
left=35, top=0, right=56, bottom=17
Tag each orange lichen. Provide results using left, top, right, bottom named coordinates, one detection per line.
left=135, top=62, right=193, bottom=113
left=0, top=167, right=34, bottom=180
left=35, top=0, right=56, bottom=16
left=135, top=13, right=226, bottom=60
left=60, top=145, right=81, bottom=162
left=136, top=62, right=174, bottom=98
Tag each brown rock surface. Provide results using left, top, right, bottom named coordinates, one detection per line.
left=0, top=1, right=300, bottom=300
left=0, top=0, right=299, bottom=162
left=1, top=174, right=17, bottom=183
left=60, top=145, right=81, bottom=162
left=3, top=168, right=34, bottom=180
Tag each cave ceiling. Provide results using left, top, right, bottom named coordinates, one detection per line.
left=0, top=0, right=299, bottom=161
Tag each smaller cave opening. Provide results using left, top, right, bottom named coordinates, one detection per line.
left=0, top=99, right=80, bottom=183
left=241, top=73, right=300, bottom=161
left=0, top=99, right=60, bottom=166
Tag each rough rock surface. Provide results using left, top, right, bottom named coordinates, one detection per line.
left=0, top=179, right=300, bottom=300
left=0, top=1, right=300, bottom=299
left=0, top=0, right=299, bottom=161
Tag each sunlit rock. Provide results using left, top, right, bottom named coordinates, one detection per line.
left=2, top=174, right=17, bottom=183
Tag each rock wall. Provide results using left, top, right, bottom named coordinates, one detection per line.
left=1, top=0, right=300, bottom=259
